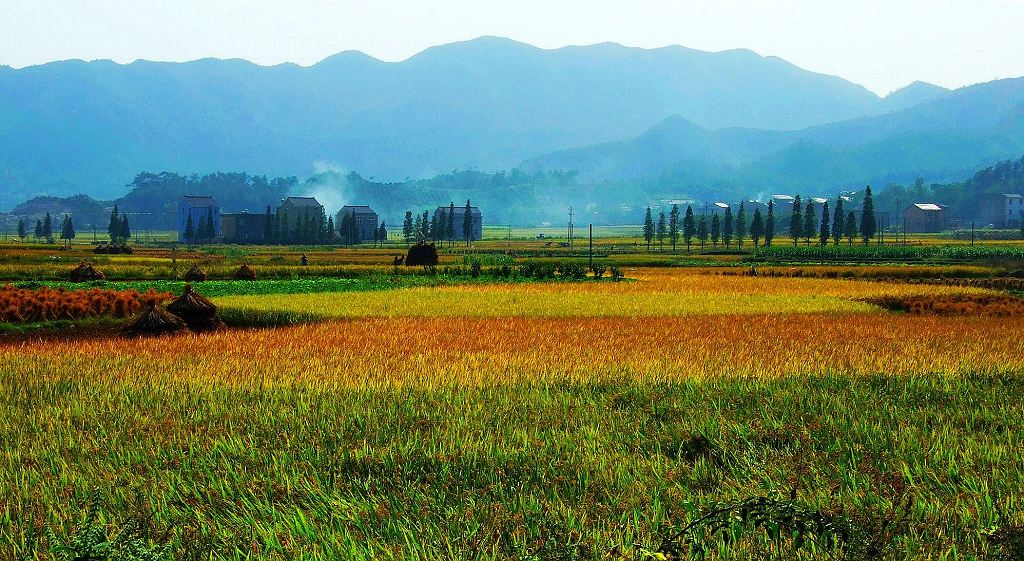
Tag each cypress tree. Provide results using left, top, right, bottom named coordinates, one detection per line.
left=206, top=207, right=215, bottom=242
left=683, top=205, right=695, bottom=252
left=34, top=219, right=43, bottom=240
left=846, top=211, right=857, bottom=246
left=832, top=198, right=845, bottom=246
left=378, top=222, right=387, bottom=245
left=448, top=202, right=456, bottom=246
left=750, top=208, right=764, bottom=249
left=264, top=206, right=274, bottom=243
left=197, top=216, right=207, bottom=246
left=819, top=201, right=830, bottom=247
left=735, top=202, right=747, bottom=249
left=765, top=200, right=775, bottom=247
left=43, top=212, right=53, bottom=242
left=17, top=219, right=26, bottom=241
left=789, top=196, right=802, bottom=246
left=643, top=207, right=655, bottom=251
left=697, top=214, right=708, bottom=252
left=711, top=214, right=720, bottom=248
left=860, top=186, right=877, bottom=244
left=668, top=204, right=680, bottom=253
left=120, top=213, right=130, bottom=243
left=803, top=201, right=815, bottom=245
left=463, top=200, right=473, bottom=245
left=421, top=211, right=430, bottom=241
left=108, top=205, right=121, bottom=242
left=413, top=213, right=423, bottom=242
left=403, top=211, right=413, bottom=243
left=656, top=210, right=666, bottom=251
left=326, top=216, right=335, bottom=243
left=723, top=207, right=733, bottom=249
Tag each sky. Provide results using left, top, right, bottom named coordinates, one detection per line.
left=1, top=0, right=1023, bottom=95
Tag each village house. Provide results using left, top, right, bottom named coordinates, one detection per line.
left=337, top=205, right=379, bottom=243
left=978, top=193, right=1024, bottom=228
left=176, top=195, right=221, bottom=243
left=904, top=203, right=948, bottom=233
left=276, top=196, right=324, bottom=240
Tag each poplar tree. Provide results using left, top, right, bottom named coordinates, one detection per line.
left=643, top=207, right=655, bottom=251
left=789, top=195, right=802, bottom=246
left=206, top=207, right=215, bottom=242
left=120, top=213, right=130, bottom=243
left=34, top=219, right=43, bottom=240
left=711, top=214, right=721, bottom=248
left=197, top=216, right=207, bottom=246
left=803, top=201, right=815, bottom=245
left=108, top=205, right=121, bottom=242
left=860, top=186, right=877, bottom=244
left=683, top=205, right=696, bottom=252
left=43, top=212, right=53, bottom=243
left=735, top=202, right=747, bottom=249
left=448, top=202, right=456, bottom=247
left=463, top=200, right=473, bottom=245
left=697, top=214, right=708, bottom=252
left=750, top=208, right=764, bottom=250
left=413, top=213, right=423, bottom=242
left=17, top=219, right=26, bottom=241
left=656, top=210, right=666, bottom=251
left=846, top=211, right=857, bottom=246
left=403, top=211, right=414, bottom=243
left=185, top=214, right=195, bottom=245
left=765, top=200, right=775, bottom=247
left=723, top=207, right=733, bottom=249
left=264, top=206, right=274, bottom=243
left=819, top=201, right=830, bottom=247
left=832, top=198, right=845, bottom=246
left=668, top=204, right=680, bottom=253
left=326, top=216, right=335, bottom=243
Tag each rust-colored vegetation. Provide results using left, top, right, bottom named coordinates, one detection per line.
left=862, top=293, right=1024, bottom=316
left=0, top=284, right=172, bottom=323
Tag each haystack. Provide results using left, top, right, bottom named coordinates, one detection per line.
left=234, top=263, right=257, bottom=281
left=123, top=302, right=187, bottom=337
left=184, top=264, right=208, bottom=282
left=166, top=283, right=225, bottom=332
left=406, top=243, right=439, bottom=266
left=68, top=262, right=105, bottom=282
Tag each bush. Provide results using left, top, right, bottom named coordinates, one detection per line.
left=557, top=263, right=587, bottom=280
left=406, top=243, right=439, bottom=266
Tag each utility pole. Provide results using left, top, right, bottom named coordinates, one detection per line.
left=567, top=206, right=574, bottom=252
left=971, top=220, right=975, bottom=245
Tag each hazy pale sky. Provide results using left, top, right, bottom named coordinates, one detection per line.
left=2, top=0, right=1023, bottom=95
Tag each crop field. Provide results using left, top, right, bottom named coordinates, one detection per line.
left=2, top=245, right=1024, bottom=559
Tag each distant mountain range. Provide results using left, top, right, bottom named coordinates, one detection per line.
left=0, top=36, right=989, bottom=210
left=521, top=77, right=1024, bottom=198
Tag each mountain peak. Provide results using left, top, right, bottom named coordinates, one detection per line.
left=884, top=81, right=951, bottom=110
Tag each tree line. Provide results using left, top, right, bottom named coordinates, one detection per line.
left=400, top=200, right=476, bottom=247
left=641, top=187, right=878, bottom=252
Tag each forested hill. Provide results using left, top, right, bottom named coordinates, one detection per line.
left=2, top=36, right=905, bottom=207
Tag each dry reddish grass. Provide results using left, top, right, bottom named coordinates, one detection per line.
left=861, top=293, right=1024, bottom=316
left=0, top=285, right=171, bottom=323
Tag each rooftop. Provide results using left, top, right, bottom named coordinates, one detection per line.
left=913, top=203, right=945, bottom=211
left=282, top=196, right=322, bottom=207
left=182, top=195, right=217, bottom=207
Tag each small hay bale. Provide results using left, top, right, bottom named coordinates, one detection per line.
left=68, top=262, right=105, bottom=282
left=184, top=264, right=208, bottom=281
left=167, top=283, right=225, bottom=332
left=123, top=302, right=187, bottom=337
left=406, top=243, right=439, bottom=266
left=234, top=263, right=257, bottom=281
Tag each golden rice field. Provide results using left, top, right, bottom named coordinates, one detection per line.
left=2, top=267, right=1023, bottom=559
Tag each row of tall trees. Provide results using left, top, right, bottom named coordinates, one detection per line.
left=787, top=188, right=877, bottom=246
left=402, top=200, right=475, bottom=246
left=642, top=188, right=879, bottom=252
left=183, top=207, right=218, bottom=246
left=15, top=213, right=77, bottom=245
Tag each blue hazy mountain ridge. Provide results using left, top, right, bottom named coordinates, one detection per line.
left=1, top=36, right=900, bottom=206
left=521, top=77, right=1024, bottom=191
